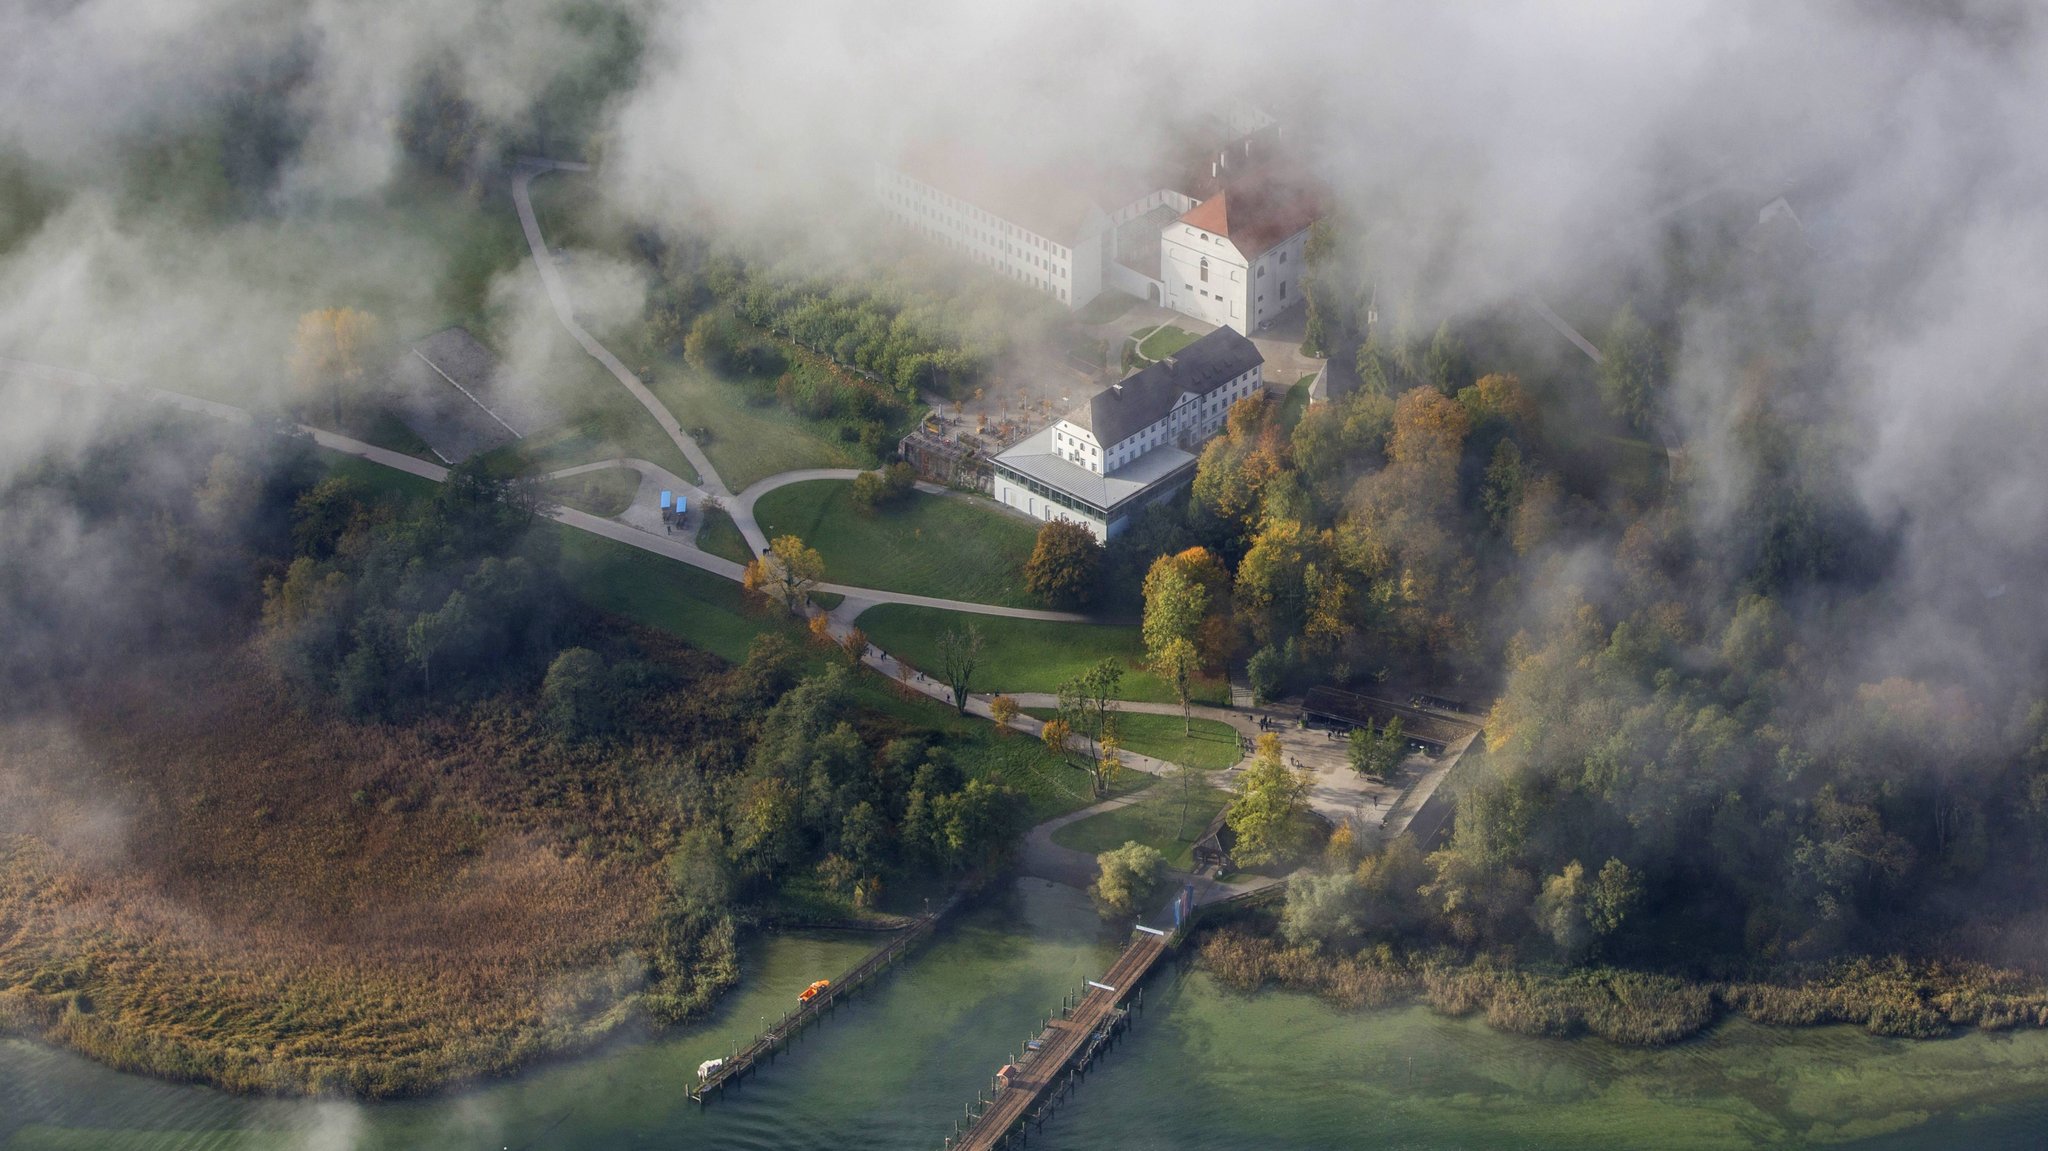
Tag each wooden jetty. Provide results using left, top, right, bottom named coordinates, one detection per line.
left=941, top=885, right=1287, bottom=1150
left=944, top=930, right=1169, bottom=1151
left=690, top=906, right=943, bottom=1103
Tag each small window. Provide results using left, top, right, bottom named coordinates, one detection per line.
left=1200, top=232, right=1209, bottom=241
left=1199, top=257, right=1209, bottom=283
left=1259, top=265, right=1267, bottom=278
left=1280, top=251, right=1289, bottom=264
left=1280, top=281, right=1287, bottom=300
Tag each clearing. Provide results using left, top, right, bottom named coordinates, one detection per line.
left=545, top=467, right=640, bottom=517
left=753, top=481, right=1040, bottom=608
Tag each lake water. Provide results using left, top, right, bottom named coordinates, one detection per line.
left=7, top=880, right=2048, bottom=1150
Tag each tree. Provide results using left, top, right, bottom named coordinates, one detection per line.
left=1280, top=868, right=1364, bottom=949
left=1170, top=760, right=1206, bottom=841
left=1097, top=728, right=1125, bottom=795
left=989, top=694, right=1019, bottom=730
left=1040, top=716, right=1071, bottom=759
left=838, top=625, right=869, bottom=669
left=1023, top=519, right=1102, bottom=608
left=1423, top=320, right=1465, bottom=395
left=1081, top=657, right=1125, bottom=787
left=1159, top=637, right=1200, bottom=733
left=1347, top=717, right=1404, bottom=781
left=290, top=307, right=379, bottom=426
left=761, top=535, right=824, bottom=613
left=1247, top=644, right=1285, bottom=705
left=1226, top=734, right=1312, bottom=868
left=541, top=647, right=610, bottom=740
left=850, top=462, right=916, bottom=513
left=1091, top=841, right=1165, bottom=918
left=937, top=622, right=983, bottom=713
left=1598, top=305, right=1662, bottom=432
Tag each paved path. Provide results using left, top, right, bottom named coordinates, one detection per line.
left=511, top=161, right=766, bottom=553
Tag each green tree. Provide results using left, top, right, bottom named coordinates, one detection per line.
left=1023, top=519, right=1102, bottom=608
left=1280, top=868, right=1364, bottom=949
left=541, top=646, right=611, bottom=740
left=1159, top=637, right=1200, bottom=734
left=936, top=622, right=983, bottom=713
left=1347, top=717, right=1404, bottom=781
left=1424, top=320, right=1465, bottom=395
left=1091, top=841, right=1165, bottom=918
left=1247, top=644, right=1285, bottom=705
left=1598, top=304, right=1662, bottom=432
left=1226, top=734, right=1312, bottom=868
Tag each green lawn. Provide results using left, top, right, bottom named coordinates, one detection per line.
left=857, top=605, right=1230, bottom=706
left=544, top=467, right=640, bottom=517
left=636, top=354, right=870, bottom=491
left=754, top=481, right=1041, bottom=607
left=1136, top=324, right=1201, bottom=363
left=695, top=505, right=756, bottom=564
left=319, top=452, right=442, bottom=502
left=1026, top=709, right=1243, bottom=770
left=554, top=526, right=801, bottom=664
left=1050, top=781, right=1232, bottom=871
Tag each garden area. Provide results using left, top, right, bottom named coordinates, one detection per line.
left=753, top=480, right=1041, bottom=606
left=1049, top=780, right=1232, bottom=871
left=856, top=605, right=1231, bottom=706
left=1131, top=323, right=1202, bottom=365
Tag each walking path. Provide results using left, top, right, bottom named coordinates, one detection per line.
left=511, top=161, right=765, bottom=553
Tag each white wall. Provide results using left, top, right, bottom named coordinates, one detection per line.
left=1246, top=229, right=1309, bottom=331
left=1159, top=223, right=1249, bottom=333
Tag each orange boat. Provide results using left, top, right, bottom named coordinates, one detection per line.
left=799, top=979, right=830, bottom=1005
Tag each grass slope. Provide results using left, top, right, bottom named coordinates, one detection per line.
left=1027, top=709, right=1243, bottom=770
left=754, top=481, right=1040, bottom=607
left=859, top=605, right=1229, bottom=705
left=1050, top=782, right=1231, bottom=871
left=637, top=358, right=867, bottom=490
left=1137, top=324, right=1201, bottom=363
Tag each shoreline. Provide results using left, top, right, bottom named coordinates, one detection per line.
left=1196, top=927, right=2048, bottom=1046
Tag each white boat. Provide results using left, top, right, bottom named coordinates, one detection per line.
left=697, top=1058, right=724, bottom=1080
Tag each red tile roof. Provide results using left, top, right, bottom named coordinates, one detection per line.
left=1179, top=177, right=1320, bottom=259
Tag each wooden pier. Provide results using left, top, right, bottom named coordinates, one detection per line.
left=690, top=905, right=944, bottom=1103
left=944, top=930, right=1170, bottom=1151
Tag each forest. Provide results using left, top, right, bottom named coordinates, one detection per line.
left=1098, top=211, right=2048, bottom=1006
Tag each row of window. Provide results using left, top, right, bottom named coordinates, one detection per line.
left=896, top=214, right=1070, bottom=302
left=885, top=174, right=1069, bottom=260
left=996, top=465, right=1109, bottom=519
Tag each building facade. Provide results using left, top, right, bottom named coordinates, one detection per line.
left=992, top=326, right=1265, bottom=540
left=880, top=130, right=1318, bottom=334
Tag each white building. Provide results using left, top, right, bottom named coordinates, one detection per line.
left=992, top=326, right=1265, bottom=540
left=876, top=148, right=1113, bottom=309
left=1159, top=180, right=1315, bottom=334
left=879, top=128, right=1319, bottom=334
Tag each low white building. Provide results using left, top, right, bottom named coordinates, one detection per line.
left=993, top=326, right=1265, bottom=540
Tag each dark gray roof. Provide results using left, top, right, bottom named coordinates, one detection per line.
left=1068, top=326, right=1262, bottom=447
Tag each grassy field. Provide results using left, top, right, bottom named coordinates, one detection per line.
left=1137, top=324, right=1201, bottom=363
left=1050, top=781, right=1231, bottom=870
left=754, top=481, right=1041, bottom=607
left=695, top=505, right=756, bottom=564
left=545, top=467, right=641, bottom=517
left=555, top=527, right=801, bottom=663
left=857, top=605, right=1230, bottom=705
left=1027, top=709, right=1243, bottom=770
left=637, top=357, right=868, bottom=490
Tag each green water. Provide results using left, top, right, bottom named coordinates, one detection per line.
left=6, top=880, right=2048, bottom=1150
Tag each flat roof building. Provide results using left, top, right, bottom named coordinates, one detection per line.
left=992, top=326, right=1264, bottom=540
